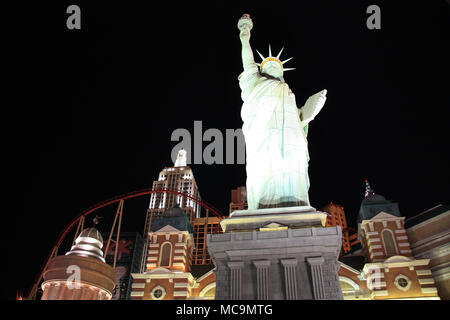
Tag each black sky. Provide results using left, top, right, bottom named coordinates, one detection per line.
left=9, top=1, right=450, bottom=299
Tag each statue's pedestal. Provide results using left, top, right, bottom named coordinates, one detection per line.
left=207, top=206, right=343, bottom=300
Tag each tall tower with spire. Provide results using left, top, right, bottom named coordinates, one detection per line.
left=145, top=149, right=201, bottom=223
left=354, top=180, right=439, bottom=299
left=364, top=179, right=376, bottom=197
left=41, top=228, right=115, bottom=300
left=357, top=180, right=401, bottom=223
left=141, top=149, right=201, bottom=272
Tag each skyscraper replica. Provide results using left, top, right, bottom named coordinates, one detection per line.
left=145, top=148, right=201, bottom=222
left=321, top=202, right=353, bottom=255
left=207, top=14, right=343, bottom=300
left=130, top=149, right=217, bottom=299
left=141, top=149, right=201, bottom=272
left=41, top=228, right=115, bottom=300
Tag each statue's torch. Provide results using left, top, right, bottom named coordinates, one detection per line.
left=237, top=14, right=253, bottom=32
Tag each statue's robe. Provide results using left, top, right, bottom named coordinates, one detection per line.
left=239, top=63, right=311, bottom=210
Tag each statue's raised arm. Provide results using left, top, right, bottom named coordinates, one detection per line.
left=237, top=14, right=256, bottom=71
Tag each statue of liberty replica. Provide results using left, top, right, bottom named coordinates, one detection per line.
left=207, top=14, right=343, bottom=300
left=238, top=14, right=327, bottom=210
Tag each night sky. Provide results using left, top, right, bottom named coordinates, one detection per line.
left=9, top=1, right=449, bottom=299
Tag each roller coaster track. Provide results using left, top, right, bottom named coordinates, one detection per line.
left=26, top=188, right=224, bottom=300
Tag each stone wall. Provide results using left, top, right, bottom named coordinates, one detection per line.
left=208, top=226, right=343, bottom=300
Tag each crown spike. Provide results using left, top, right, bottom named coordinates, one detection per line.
left=283, top=67, right=296, bottom=71
left=276, top=47, right=284, bottom=59
left=282, top=57, right=293, bottom=64
left=256, top=50, right=265, bottom=61
left=268, top=44, right=272, bottom=57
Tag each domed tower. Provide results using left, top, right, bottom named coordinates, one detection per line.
left=357, top=180, right=401, bottom=224
left=41, top=227, right=115, bottom=300
left=355, top=181, right=439, bottom=299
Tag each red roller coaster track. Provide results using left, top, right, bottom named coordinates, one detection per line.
left=26, top=188, right=224, bottom=300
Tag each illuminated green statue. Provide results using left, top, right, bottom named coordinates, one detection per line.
left=237, top=14, right=327, bottom=210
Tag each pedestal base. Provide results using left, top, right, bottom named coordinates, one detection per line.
left=221, top=206, right=327, bottom=232
left=207, top=207, right=343, bottom=300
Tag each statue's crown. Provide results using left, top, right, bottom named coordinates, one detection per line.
left=256, top=45, right=295, bottom=73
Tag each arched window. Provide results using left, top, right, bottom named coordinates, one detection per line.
left=382, top=229, right=398, bottom=256
left=339, top=276, right=360, bottom=297
left=160, top=242, right=172, bottom=267
left=199, top=283, right=216, bottom=300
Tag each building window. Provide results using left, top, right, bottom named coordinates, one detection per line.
left=339, top=276, right=363, bottom=299
left=394, top=274, right=411, bottom=292
left=150, top=285, right=166, bottom=300
left=199, top=283, right=216, bottom=299
left=398, top=278, right=408, bottom=287
left=381, top=229, right=398, bottom=256
left=160, top=242, right=172, bottom=267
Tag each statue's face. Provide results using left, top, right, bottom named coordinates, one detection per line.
left=261, top=62, right=283, bottom=80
